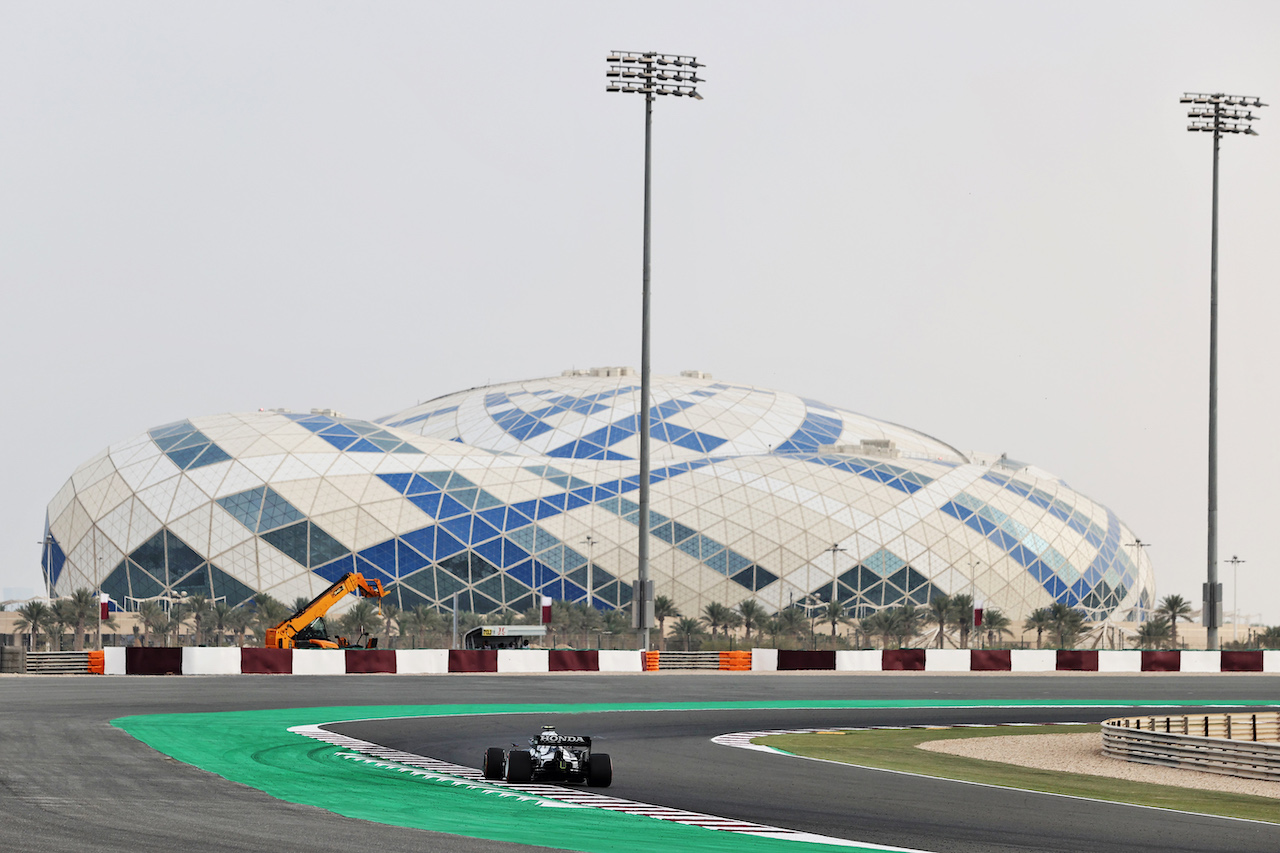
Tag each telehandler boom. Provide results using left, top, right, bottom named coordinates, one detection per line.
left=264, top=572, right=386, bottom=650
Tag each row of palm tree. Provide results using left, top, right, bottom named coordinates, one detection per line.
left=14, top=590, right=113, bottom=651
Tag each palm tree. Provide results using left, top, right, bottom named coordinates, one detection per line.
left=823, top=600, right=851, bottom=641
left=1256, top=625, right=1280, bottom=649
left=1155, top=594, right=1194, bottom=649
left=982, top=609, right=1012, bottom=648
left=860, top=609, right=895, bottom=649
left=1023, top=607, right=1052, bottom=649
left=1135, top=616, right=1172, bottom=649
left=738, top=600, right=766, bottom=644
left=137, top=601, right=167, bottom=647
left=183, top=594, right=212, bottom=646
left=1048, top=602, right=1085, bottom=649
left=338, top=600, right=383, bottom=645
left=224, top=606, right=254, bottom=647
left=14, top=601, right=50, bottom=651
left=670, top=616, right=705, bottom=651
left=653, top=595, right=680, bottom=651
left=291, top=596, right=312, bottom=614
left=252, top=594, right=290, bottom=646
left=701, top=602, right=733, bottom=638
left=48, top=599, right=77, bottom=651
left=926, top=594, right=952, bottom=648
left=380, top=603, right=400, bottom=649
left=63, top=589, right=100, bottom=651
left=949, top=594, right=975, bottom=648
left=892, top=605, right=923, bottom=648
left=774, top=607, right=809, bottom=647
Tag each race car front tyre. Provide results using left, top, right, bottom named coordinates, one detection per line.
left=506, top=749, right=534, bottom=782
left=483, top=747, right=505, bottom=780
left=587, top=753, right=612, bottom=787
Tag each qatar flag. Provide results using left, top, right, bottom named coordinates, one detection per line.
left=541, top=595, right=552, bottom=624
left=99, top=592, right=110, bottom=620
left=973, top=606, right=983, bottom=628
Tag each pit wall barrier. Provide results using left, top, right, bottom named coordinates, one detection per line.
left=60, top=647, right=1280, bottom=675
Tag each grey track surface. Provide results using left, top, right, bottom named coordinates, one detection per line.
left=5, top=673, right=1280, bottom=853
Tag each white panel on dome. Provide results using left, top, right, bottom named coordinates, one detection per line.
left=89, top=528, right=125, bottom=584
left=208, top=503, right=254, bottom=556
left=47, top=477, right=77, bottom=529
left=278, top=453, right=335, bottom=480
left=117, top=455, right=162, bottom=493
left=351, top=508, right=395, bottom=551
left=257, top=537, right=306, bottom=586
left=167, top=503, right=213, bottom=558
left=309, top=479, right=357, bottom=516
left=236, top=436, right=291, bottom=459
left=214, top=540, right=260, bottom=591
left=168, top=476, right=212, bottom=523
left=272, top=478, right=322, bottom=516
left=55, top=498, right=94, bottom=554
left=96, top=498, right=135, bottom=553
left=74, top=472, right=116, bottom=519
left=212, top=432, right=264, bottom=458
left=359, top=498, right=408, bottom=535
left=215, top=461, right=266, bottom=497
left=72, top=456, right=116, bottom=493
left=333, top=452, right=383, bottom=475
left=137, top=455, right=182, bottom=491
left=326, top=473, right=376, bottom=505
left=66, top=523, right=98, bottom=577
left=124, top=499, right=163, bottom=553
left=136, top=476, right=180, bottom=523
left=312, top=506, right=359, bottom=546
left=235, top=453, right=284, bottom=483
left=110, top=434, right=158, bottom=467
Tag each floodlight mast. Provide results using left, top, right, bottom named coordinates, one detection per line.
left=1180, top=92, right=1265, bottom=650
left=606, top=51, right=703, bottom=652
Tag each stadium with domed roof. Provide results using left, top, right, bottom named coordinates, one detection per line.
left=41, top=368, right=1155, bottom=624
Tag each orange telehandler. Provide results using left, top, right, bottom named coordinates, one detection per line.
left=264, top=572, right=387, bottom=650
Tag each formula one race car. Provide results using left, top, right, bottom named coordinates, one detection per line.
left=483, top=725, right=612, bottom=787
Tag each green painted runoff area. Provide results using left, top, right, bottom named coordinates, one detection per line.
left=113, top=699, right=1280, bottom=853
left=757, top=725, right=1280, bottom=824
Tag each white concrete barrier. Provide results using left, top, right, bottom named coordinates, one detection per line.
left=182, top=647, right=240, bottom=675
left=1098, top=650, right=1142, bottom=672
left=1181, top=651, right=1221, bottom=673
left=292, top=649, right=345, bottom=675
left=836, top=650, right=883, bottom=671
left=751, top=648, right=778, bottom=671
left=395, top=648, right=449, bottom=674
left=925, top=649, right=971, bottom=672
left=1010, top=649, right=1057, bottom=672
left=498, top=649, right=549, bottom=673
left=104, top=646, right=126, bottom=675
left=598, top=650, right=643, bottom=672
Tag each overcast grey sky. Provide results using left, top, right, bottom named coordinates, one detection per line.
left=3, top=1, right=1277, bottom=622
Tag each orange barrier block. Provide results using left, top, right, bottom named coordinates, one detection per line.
left=643, top=651, right=661, bottom=672
left=719, top=650, right=752, bottom=671
left=86, top=651, right=105, bottom=675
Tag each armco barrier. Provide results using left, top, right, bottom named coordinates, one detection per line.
left=549, top=650, right=597, bottom=672
left=777, top=650, right=835, bottom=670
left=241, top=648, right=292, bottom=674
left=293, top=648, right=345, bottom=675
left=345, top=649, right=397, bottom=674
left=395, top=648, right=449, bottom=674
left=125, top=647, right=182, bottom=675
left=970, top=649, right=1011, bottom=671
left=448, top=649, right=497, bottom=672
left=883, top=649, right=926, bottom=671
left=182, top=647, right=240, bottom=675
left=1141, top=650, right=1180, bottom=672
left=597, top=649, right=643, bottom=672
left=1104, top=712, right=1280, bottom=782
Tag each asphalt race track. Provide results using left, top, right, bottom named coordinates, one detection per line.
left=5, top=673, right=1280, bottom=853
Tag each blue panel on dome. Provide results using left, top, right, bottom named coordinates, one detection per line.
left=434, top=528, right=467, bottom=560
left=507, top=560, right=534, bottom=587
left=395, top=539, right=430, bottom=575
left=318, top=433, right=359, bottom=451
left=990, top=529, right=1019, bottom=552
left=189, top=444, right=232, bottom=469
left=319, top=423, right=359, bottom=438
left=257, top=489, right=306, bottom=532
left=217, top=487, right=264, bottom=530
left=312, top=557, right=357, bottom=585
left=307, top=524, right=349, bottom=567
left=41, top=530, right=66, bottom=588
left=405, top=490, right=441, bottom=518
left=262, top=522, right=309, bottom=565
left=474, top=538, right=505, bottom=567
left=399, top=526, right=434, bottom=559
left=166, top=445, right=206, bottom=470
left=433, top=493, right=468, bottom=521
left=378, top=472, right=413, bottom=494
left=345, top=438, right=383, bottom=453
left=439, top=514, right=474, bottom=544
left=358, top=540, right=397, bottom=575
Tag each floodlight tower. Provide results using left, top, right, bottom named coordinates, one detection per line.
left=1181, top=92, right=1266, bottom=650
left=606, top=51, right=704, bottom=651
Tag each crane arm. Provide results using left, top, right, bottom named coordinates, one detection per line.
left=264, top=572, right=386, bottom=649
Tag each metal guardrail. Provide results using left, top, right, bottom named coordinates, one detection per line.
left=642, top=651, right=751, bottom=671
left=1102, top=713, right=1280, bottom=782
left=25, top=651, right=92, bottom=674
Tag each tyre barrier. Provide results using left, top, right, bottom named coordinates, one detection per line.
left=641, top=650, right=752, bottom=671
left=1103, top=712, right=1280, bottom=781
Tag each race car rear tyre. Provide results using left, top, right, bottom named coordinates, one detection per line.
left=506, top=749, right=533, bottom=783
left=587, top=753, right=612, bottom=787
left=483, top=747, right=505, bottom=780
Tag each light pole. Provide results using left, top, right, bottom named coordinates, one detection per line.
left=581, top=535, right=596, bottom=606
left=966, top=559, right=982, bottom=649
left=1181, top=92, right=1266, bottom=650
left=1123, top=539, right=1151, bottom=649
left=606, top=50, right=704, bottom=652
left=1227, top=555, right=1246, bottom=644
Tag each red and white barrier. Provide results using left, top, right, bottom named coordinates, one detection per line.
left=754, top=648, right=1280, bottom=673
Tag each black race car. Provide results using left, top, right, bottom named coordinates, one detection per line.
left=483, top=726, right=612, bottom=787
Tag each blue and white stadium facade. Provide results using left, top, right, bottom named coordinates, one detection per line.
left=42, top=369, right=1155, bottom=622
